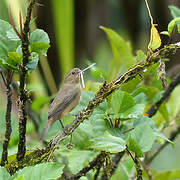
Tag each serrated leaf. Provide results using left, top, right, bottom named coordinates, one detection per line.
left=148, top=24, right=161, bottom=51
left=133, top=116, right=172, bottom=144
left=136, top=50, right=147, bottom=62
left=168, top=17, right=180, bottom=34
left=111, top=91, right=135, bottom=115
left=14, top=162, right=64, bottom=180
left=90, top=131, right=126, bottom=153
left=100, top=26, right=135, bottom=80
left=130, top=123, right=156, bottom=152
left=119, top=104, right=145, bottom=119
left=26, top=52, right=39, bottom=72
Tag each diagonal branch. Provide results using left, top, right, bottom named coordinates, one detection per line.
left=68, top=151, right=108, bottom=180
left=6, top=43, right=180, bottom=174
left=17, top=0, right=36, bottom=161
left=49, top=44, right=180, bottom=149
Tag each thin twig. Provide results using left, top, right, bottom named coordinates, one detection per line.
left=147, top=72, right=180, bottom=118
left=68, top=151, right=107, bottom=180
left=126, top=147, right=143, bottom=180
left=0, top=75, right=12, bottom=166
left=17, top=0, right=36, bottom=161
left=0, top=71, right=7, bottom=87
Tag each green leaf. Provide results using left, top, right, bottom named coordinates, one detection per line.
left=14, top=163, right=64, bottom=180
left=0, top=20, right=20, bottom=59
left=160, top=31, right=170, bottom=36
left=6, top=28, right=20, bottom=41
left=0, top=167, right=12, bottom=180
left=26, top=52, right=39, bottom=72
left=128, top=138, right=144, bottom=157
left=133, top=116, right=172, bottom=144
left=30, top=29, right=50, bottom=44
left=100, top=26, right=135, bottom=80
left=169, top=5, right=180, bottom=18
left=90, top=131, right=126, bottom=153
left=153, top=130, right=173, bottom=145
left=30, top=29, right=50, bottom=56
left=7, top=52, right=22, bottom=65
left=119, top=104, right=145, bottom=119
left=68, top=150, right=97, bottom=174
left=30, top=42, right=50, bottom=56
left=168, top=17, right=180, bottom=34
left=136, top=50, right=147, bottom=62
left=111, top=91, right=135, bottom=115
left=130, top=123, right=156, bottom=152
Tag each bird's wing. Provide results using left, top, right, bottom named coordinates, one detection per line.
left=48, top=87, right=79, bottom=120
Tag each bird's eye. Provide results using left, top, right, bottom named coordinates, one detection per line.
left=72, top=71, right=75, bottom=75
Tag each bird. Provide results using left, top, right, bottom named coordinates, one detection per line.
left=40, top=68, right=82, bottom=141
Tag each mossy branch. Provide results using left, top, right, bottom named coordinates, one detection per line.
left=6, top=43, right=180, bottom=174
left=1, top=71, right=13, bottom=166
left=17, top=0, right=36, bottom=161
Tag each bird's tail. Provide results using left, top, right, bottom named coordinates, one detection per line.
left=40, top=121, right=51, bottom=141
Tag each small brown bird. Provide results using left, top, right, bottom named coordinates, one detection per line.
left=40, top=68, right=82, bottom=140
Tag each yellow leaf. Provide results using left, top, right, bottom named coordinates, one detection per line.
left=148, top=24, right=161, bottom=51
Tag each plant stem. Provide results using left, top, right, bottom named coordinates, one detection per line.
left=17, top=0, right=36, bottom=161
left=1, top=83, right=12, bottom=166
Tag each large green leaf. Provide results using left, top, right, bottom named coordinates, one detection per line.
left=14, top=163, right=64, bottom=180
left=168, top=17, right=180, bottom=34
left=0, top=19, right=20, bottom=60
left=90, top=131, right=126, bottom=153
left=130, top=123, right=156, bottom=152
left=30, top=29, right=50, bottom=56
left=101, top=26, right=135, bottom=80
left=111, top=91, right=135, bottom=115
